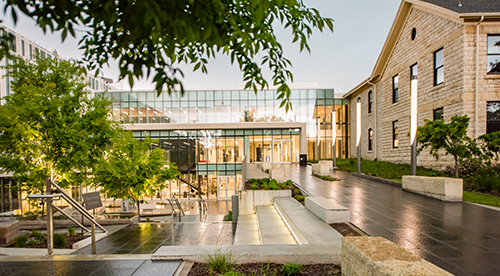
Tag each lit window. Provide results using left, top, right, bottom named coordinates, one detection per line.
left=434, top=48, right=444, bottom=85
left=392, top=121, right=399, bottom=148
left=392, top=75, right=399, bottom=103
left=487, top=35, right=500, bottom=74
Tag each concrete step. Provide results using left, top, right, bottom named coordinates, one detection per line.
left=256, top=205, right=296, bottom=245
left=234, top=213, right=260, bottom=245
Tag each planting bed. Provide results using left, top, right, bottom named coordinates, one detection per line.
left=187, top=262, right=341, bottom=276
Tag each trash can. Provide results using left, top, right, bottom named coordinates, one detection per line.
left=300, top=154, right=307, bottom=166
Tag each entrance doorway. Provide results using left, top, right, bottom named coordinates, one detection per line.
left=272, top=139, right=292, bottom=163
left=217, top=176, right=236, bottom=200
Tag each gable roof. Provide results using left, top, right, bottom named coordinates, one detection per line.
left=344, top=0, right=500, bottom=99
left=421, top=0, right=500, bottom=14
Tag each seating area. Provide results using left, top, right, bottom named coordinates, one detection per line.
left=305, top=197, right=350, bottom=223
left=312, top=160, right=333, bottom=175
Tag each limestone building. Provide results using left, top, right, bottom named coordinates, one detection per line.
left=344, top=0, right=500, bottom=168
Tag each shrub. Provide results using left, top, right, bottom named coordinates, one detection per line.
left=26, top=236, right=43, bottom=246
left=261, top=178, right=270, bottom=184
left=53, top=233, right=66, bottom=248
left=321, top=175, right=328, bottom=180
left=471, top=168, right=500, bottom=192
left=269, top=182, right=280, bottom=190
left=14, top=235, right=28, bottom=247
left=250, top=183, right=259, bottom=190
left=269, top=179, right=278, bottom=186
left=308, top=159, right=318, bottom=163
left=279, top=182, right=287, bottom=189
left=281, top=263, right=302, bottom=275
left=204, top=249, right=237, bottom=274
left=67, top=227, right=75, bottom=237
left=224, top=211, right=233, bottom=221
left=250, top=178, right=257, bottom=183
left=266, top=169, right=269, bottom=174
left=328, top=177, right=339, bottom=182
left=286, top=180, right=293, bottom=186
left=294, top=195, right=305, bottom=201
left=261, top=183, right=269, bottom=190
left=293, top=189, right=300, bottom=196
left=31, top=230, right=45, bottom=240
left=146, top=217, right=151, bottom=222
left=219, top=272, right=244, bottom=276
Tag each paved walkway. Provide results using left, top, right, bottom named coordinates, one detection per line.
left=279, top=164, right=500, bottom=276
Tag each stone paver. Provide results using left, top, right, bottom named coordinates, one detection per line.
left=280, top=164, right=500, bottom=276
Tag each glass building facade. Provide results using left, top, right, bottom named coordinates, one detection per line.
left=103, top=88, right=349, bottom=200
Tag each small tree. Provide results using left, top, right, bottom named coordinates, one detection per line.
left=417, top=115, right=478, bottom=178
left=92, top=131, right=179, bottom=221
left=0, top=54, right=120, bottom=195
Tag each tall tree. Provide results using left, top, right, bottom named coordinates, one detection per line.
left=92, top=132, right=179, bottom=221
left=0, top=54, right=120, bottom=194
left=1, top=0, right=334, bottom=111
left=417, top=115, right=477, bottom=178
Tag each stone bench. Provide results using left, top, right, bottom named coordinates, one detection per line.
left=342, top=236, right=453, bottom=276
left=305, top=197, right=350, bottom=223
left=0, top=220, right=19, bottom=246
left=402, top=176, right=462, bottom=202
left=312, top=161, right=332, bottom=175
left=140, top=203, right=157, bottom=213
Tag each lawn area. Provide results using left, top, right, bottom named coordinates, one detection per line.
left=335, top=158, right=446, bottom=180
left=463, top=191, right=500, bottom=208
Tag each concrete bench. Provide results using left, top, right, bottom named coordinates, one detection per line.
left=305, top=197, right=350, bottom=223
left=0, top=220, right=19, bottom=246
left=318, top=160, right=333, bottom=167
left=342, top=236, right=453, bottom=276
left=140, top=203, right=157, bottom=213
left=312, top=163, right=331, bottom=175
left=402, top=176, right=462, bottom=202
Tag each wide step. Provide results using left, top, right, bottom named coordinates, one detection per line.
left=234, top=213, right=260, bottom=245
left=256, top=205, right=296, bottom=245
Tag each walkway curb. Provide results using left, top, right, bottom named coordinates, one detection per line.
left=351, top=173, right=402, bottom=187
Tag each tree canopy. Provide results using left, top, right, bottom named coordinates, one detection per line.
left=92, top=131, right=179, bottom=220
left=0, top=54, right=120, bottom=193
left=1, top=0, right=334, bottom=111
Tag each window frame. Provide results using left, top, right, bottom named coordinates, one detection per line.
left=392, top=75, right=399, bottom=103
left=392, top=120, right=399, bottom=148
left=487, top=35, right=500, bottom=74
left=368, top=90, right=373, bottom=114
left=433, top=107, right=444, bottom=121
left=368, top=128, right=373, bottom=151
left=434, top=48, right=444, bottom=86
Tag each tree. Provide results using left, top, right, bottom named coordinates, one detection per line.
left=92, top=132, right=179, bottom=221
left=417, top=115, right=478, bottom=178
left=0, top=54, right=120, bottom=194
left=1, top=0, right=334, bottom=111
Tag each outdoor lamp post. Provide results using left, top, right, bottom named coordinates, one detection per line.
left=356, top=97, right=361, bottom=174
left=317, top=116, right=321, bottom=160
left=410, top=75, right=418, bottom=175
left=332, top=109, right=337, bottom=169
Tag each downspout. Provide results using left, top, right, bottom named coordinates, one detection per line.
left=367, top=80, right=377, bottom=160
left=475, top=16, right=484, bottom=138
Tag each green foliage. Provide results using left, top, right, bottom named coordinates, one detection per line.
left=259, top=262, right=278, bottom=276
left=0, top=54, right=120, bottom=194
left=266, top=169, right=270, bottom=174
left=250, top=178, right=257, bottom=183
left=204, top=249, right=237, bottom=274
left=31, top=230, right=45, bottom=240
left=293, top=189, right=301, bottom=196
left=269, top=179, right=278, bottom=186
left=281, top=263, right=302, bottom=275
left=417, top=115, right=478, bottom=177
left=261, top=178, right=270, bottom=184
left=286, top=180, right=293, bottom=186
left=146, top=217, right=151, bottom=222
left=478, top=131, right=500, bottom=161
left=224, top=211, right=233, bottom=222
left=261, top=183, right=269, bottom=190
left=328, top=177, right=339, bottom=181
left=463, top=191, right=500, bottom=207
left=250, top=183, right=259, bottom=190
left=3, top=1, right=333, bottom=112
left=67, top=227, right=76, bottom=237
left=470, top=168, right=500, bottom=192
left=14, top=235, right=28, bottom=247
left=218, top=272, right=244, bottom=276
left=321, top=175, right=328, bottom=180
left=53, top=233, right=66, bottom=248
left=308, top=159, right=319, bottom=163
left=294, top=195, right=305, bottom=202
left=92, top=131, right=180, bottom=220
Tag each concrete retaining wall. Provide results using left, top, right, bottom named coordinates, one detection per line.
left=402, top=176, right=462, bottom=202
left=239, top=190, right=291, bottom=214
left=342, top=236, right=453, bottom=276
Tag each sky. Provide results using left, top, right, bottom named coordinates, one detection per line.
left=1, top=0, right=402, bottom=95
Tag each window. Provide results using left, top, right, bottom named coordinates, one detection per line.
left=433, top=108, right=444, bottom=121
left=21, top=40, right=25, bottom=56
left=487, top=35, right=500, bottom=74
left=368, top=90, right=373, bottom=114
left=392, top=121, right=399, bottom=148
left=368, top=128, right=373, bottom=151
left=434, top=48, right=444, bottom=85
left=29, top=44, right=32, bottom=58
left=392, top=75, right=399, bottom=103
left=487, top=102, right=500, bottom=133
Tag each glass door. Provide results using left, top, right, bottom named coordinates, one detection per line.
left=217, top=176, right=236, bottom=200
left=272, top=140, right=292, bottom=163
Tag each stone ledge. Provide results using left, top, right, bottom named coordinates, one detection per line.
left=352, top=173, right=402, bottom=187
left=342, top=236, right=453, bottom=276
left=305, top=197, right=350, bottom=223
left=402, top=176, right=462, bottom=202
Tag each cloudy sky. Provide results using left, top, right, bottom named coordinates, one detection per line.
left=2, top=0, right=401, bottom=95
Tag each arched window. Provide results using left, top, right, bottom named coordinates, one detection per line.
left=368, top=128, right=373, bottom=151
left=368, top=90, right=373, bottom=114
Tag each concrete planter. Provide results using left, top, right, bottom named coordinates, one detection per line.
left=239, top=190, right=291, bottom=214
left=402, top=176, right=462, bottom=202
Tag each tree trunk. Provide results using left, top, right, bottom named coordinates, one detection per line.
left=136, top=201, right=141, bottom=222
left=454, top=156, right=459, bottom=178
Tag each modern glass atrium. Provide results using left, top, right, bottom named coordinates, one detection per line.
left=103, top=88, right=349, bottom=200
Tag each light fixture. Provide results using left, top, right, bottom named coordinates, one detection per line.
left=356, top=97, right=361, bottom=174
left=139, top=111, right=143, bottom=114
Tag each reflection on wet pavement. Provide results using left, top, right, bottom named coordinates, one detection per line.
left=279, top=164, right=500, bottom=276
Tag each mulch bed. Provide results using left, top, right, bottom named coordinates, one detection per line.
left=188, top=262, right=341, bottom=276
left=330, top=223, right=361, bottom=237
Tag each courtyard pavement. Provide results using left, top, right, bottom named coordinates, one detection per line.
left=280, top=163, right=500, bottom=276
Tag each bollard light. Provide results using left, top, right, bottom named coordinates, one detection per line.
left=410, top=76, right=418, bottom=175
left=356, top=97, right=361, bottom=174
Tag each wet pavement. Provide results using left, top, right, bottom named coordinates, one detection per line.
left=0, top=259, right=181, bottom=276
left=280, top=164, right=500, bottom=276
